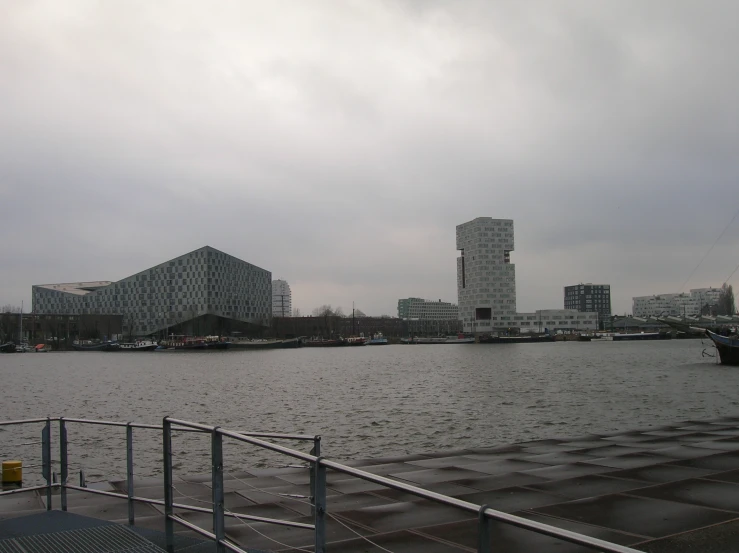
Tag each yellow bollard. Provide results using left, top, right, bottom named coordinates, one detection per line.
left=2, top=460, right=22, bottom=485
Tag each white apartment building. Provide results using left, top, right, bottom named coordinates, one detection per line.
left=397, top=298, right=458, bottom=320
left=513, top=310, right=598, bottom=333
left=456, top=217, right=599, bottom=333
left=457, top=217, right=516, bottom=333
left=272, top=280, right=292, bottom=317
left=633, top=287, right=723, bottom=318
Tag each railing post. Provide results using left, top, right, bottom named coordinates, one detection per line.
left=59, top=418, right=68, bottom=511
left=163, top=417, right=174, bottom=553
left=313, top=456, right=326, bottom=553
left=212, top=427, right=225, bottom=553
left=478, top=504, right=492, bottom=553
left=41, top=417, right=51, bottom=510
left=127, top=422, right=134, bottom=525
left=309, top=435, right=321, bottom=516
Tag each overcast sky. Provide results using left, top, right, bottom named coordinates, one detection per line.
left=2, top=1, right=738, bottom=317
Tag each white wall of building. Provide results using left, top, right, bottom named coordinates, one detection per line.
left=455, top=217, right=599, bottom=333
left=272, top=279, right=292, bottom=317
left=398, top=298, right=458, bottom=320
left=632, top=288, right=723, bottom=317
left=457, top=218, right=516, bottom=333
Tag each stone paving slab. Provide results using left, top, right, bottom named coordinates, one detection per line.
left=12, top=415, right=739, bottom=551
left=532, top=493, right=736, bottom=538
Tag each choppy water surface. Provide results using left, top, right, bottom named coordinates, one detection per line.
left=1, top=340, right=734, bottom=483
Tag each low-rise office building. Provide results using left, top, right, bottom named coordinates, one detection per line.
left=397, top=298, right=458, bottom=320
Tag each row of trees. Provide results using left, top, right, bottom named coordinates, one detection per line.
left=309, top=305, right=393, bottom=318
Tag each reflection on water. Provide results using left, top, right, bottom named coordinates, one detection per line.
left=0, top=340, right=731, bottom=483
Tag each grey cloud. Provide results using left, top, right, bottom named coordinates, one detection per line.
left=2, top=1, right=738, bottom=316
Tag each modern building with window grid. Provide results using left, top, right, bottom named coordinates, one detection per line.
left=564, top=284, right=612, bottom=320
left=272, top=280, right=292, bottom=317
left=457, top=217, right=598, bottom=333
left=397, top=298, right=458, bottom=320
left=32, top=246, right=272, bottom=336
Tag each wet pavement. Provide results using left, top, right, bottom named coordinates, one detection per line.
left=8, top=416, right=739, bottom=551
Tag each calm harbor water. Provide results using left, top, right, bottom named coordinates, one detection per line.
left=1, top=339, right=735, bottom=484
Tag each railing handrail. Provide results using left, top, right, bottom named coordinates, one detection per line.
left=2, top=415, right=641, bottom=553
left=171, top=419, right=640, bottom=553
left=166, top=417, right=318, bottom=462
left=0, top=417, right=57, bottom=426
left=0, top=416, right=317, bottom=441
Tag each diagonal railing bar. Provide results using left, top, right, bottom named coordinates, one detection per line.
left=0, top=416, right=642, bottom=553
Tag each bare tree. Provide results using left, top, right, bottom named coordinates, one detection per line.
left=312, top=305, right=334, bottom=317
left=334, top=306, right=345, bottom=317
left=293, top=308, right=302, bottom=317
left=718, top=283, right=736, bottom=316
left=1, top=304, right=21, bottom=313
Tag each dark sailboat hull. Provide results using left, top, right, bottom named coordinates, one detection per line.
left=706, top=330, right=739, bottom=366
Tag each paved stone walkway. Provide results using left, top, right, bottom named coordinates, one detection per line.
left=7, top=415, right=739, bottom=551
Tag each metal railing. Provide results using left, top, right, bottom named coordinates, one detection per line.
left=0, top=416, right=642, bottom=553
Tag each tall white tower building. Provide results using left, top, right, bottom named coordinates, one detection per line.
left=272, top=280, right=292, bottom=317
left=456, top=218, right=516, bottom=333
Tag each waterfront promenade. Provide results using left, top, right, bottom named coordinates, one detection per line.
left=6, top=416, right=739, bottom=551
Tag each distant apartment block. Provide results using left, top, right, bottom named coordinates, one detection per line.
left=272, top=280, right=292, bottom=317
left=564, top=284, right=611, bottom=320
left=397, top=298, right=458, bottom=320
left=456, top=217, right=598, bottom=332
left=632, top=288, right=722, bottom=318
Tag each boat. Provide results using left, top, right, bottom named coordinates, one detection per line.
left=72, top=341, right=120, bottom=351
left=303, top=337, right=346, bottom=347
left=705, top=329, right=739, bottom=366
left=229, top=339, right=284, bottom=350
left=345, top=337, right=367, bottom=346
left=0, top=343, right=16, bottom=353
left=479, top=334, right=555, bottom=344
left=115, top=340, right=158, bottom=352
left=367, top=333, right=388, bottom=345
left=155, top=335, right=231, bottom=351
left=612, top=332, right=672, bottom=341
left=279, top=337, right=303, bottom=348
left=402, top=334, right=475, bottom=344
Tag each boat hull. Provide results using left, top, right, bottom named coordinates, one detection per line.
left=304, top=340, right=345, bottom=347
left=706, top=330, right=739, bottom=366
left=72, top=342, right=120, bottom=351
left=0, top=343, right=16, bottom=353
left=479, top=335, right=555, bottom=344
left=116, top=343, right=158, bottom=352
left=402, top=337, right=475, bottom=344
left=156, top=343, right=230, bottom=351
left=612, top=332, right=672, bottom=341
